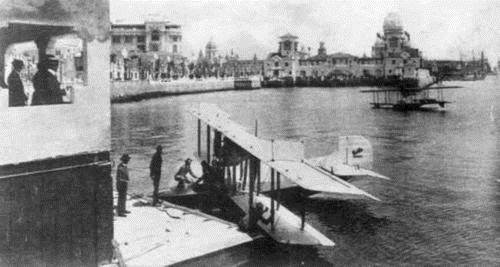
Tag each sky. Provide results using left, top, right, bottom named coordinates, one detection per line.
left=111, top=0, right=500, bottom=64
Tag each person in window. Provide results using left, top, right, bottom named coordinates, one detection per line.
left=7, top=59, right=27, bottom=107
left=32, top=55, right=65, bottom=105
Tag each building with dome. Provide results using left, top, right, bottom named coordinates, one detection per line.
left=372, top=12, right=422, bottom=78
left=205, top=39, right=217, bottom=61
left=222, top=13, right=425, bottom=85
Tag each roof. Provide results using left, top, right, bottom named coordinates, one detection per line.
left=304, top=54, right=329, bottom=61
left=0, top=22, right=75, bottom=45
left=329, top=52, right=357, bottom=58
left=279, top=33, right=298, bottom=39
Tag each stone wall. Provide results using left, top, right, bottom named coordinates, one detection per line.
left=111, top=78, right=261, bottom=102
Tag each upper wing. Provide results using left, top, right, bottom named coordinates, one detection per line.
left=190, top=103, right=380, bottom=201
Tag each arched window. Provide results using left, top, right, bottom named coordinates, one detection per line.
left=274, top=61, right=279, bottom=67
left=172, top=44, right=178, bottom=53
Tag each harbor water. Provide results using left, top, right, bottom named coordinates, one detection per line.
left=111, top=76, right=500, bottom=266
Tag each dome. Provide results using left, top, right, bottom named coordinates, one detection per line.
left=383, top=12, right=403, bottom=33
left=205, top=39, right=217, bottom=50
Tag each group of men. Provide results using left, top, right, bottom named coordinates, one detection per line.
left=114, top=145, right=273, bottom=232
left=114, top=145, right=203, bottom=217
left=6, top=55, right=66, bottom=107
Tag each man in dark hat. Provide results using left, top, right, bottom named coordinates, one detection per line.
left=7, top=59, right=27, bottom=106
left=149, top=145, right=163, bottom=206
left=32, top=55, right=65, bottom=105
left=116, top=154, right=131, bottom=217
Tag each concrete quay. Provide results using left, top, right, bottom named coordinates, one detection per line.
left=106, top=193, right=254, bottom=267
left=111, top=77, right=261, bottom=103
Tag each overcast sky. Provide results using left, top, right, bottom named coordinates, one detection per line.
left=111, top=0, right=500, bottom=64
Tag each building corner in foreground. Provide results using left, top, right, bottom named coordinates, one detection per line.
left=0, top=0, right=113, bottom=265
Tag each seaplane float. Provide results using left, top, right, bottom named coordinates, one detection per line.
left=159, top=103, right=391, bottom=247
left=361, top=69, right=462, bottom=110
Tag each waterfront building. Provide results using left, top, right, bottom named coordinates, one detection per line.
left=110, top=19, right=184, bottom=80
left=296, top=43, right=360, bottom=81
left=263, top=33, right=308, bottom=82
left=372, top=12, right=422, bottom=78
left=222, top=54, right=264, bottom=78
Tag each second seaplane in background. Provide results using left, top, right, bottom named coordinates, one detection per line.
left=361, top=69, right=462, bottom=110
left=166, top=103, right=390, bottom=247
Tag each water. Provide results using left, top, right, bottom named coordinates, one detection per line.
left=111, top=76, right=500, bottom=266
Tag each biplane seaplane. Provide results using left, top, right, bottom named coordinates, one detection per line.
left=361, top=69, right=462, bottom=110
left=158, top=103, right=390, bottom=247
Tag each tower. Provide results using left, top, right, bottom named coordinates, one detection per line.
left=278, top=33, right=299, bottom=57
left=318, top=41, right=327, bottom=56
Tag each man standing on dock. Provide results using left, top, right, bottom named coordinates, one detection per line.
left=150, top=145, right=163, bottom=206
left=117, top=154, right=131, bottom=217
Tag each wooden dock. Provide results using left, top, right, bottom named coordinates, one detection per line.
left=107, top=193, right=254, bottom=266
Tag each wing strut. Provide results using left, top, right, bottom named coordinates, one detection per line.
left=197, top=119, right=201, bottom=157
left=206, top=125, right=211, bottom=163
left=270, top=168, right=275, bottom=230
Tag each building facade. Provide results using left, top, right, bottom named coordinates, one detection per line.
left=373, top=12, right=422, bottom=78
left=110, top=19, right=184, bottom=80
left=260, top=13, right=423, bottom=82
left=212, top=13, right=426, bottom=85
left=263, top=33, right=308, bottom=81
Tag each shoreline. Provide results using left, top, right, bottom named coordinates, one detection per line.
left=110, top=78, right=261, bottom=103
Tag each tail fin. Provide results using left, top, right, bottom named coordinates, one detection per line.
left=338, top=135, right=373, bottom=169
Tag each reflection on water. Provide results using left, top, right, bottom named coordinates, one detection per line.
left=112, top=76, right=500, bottom=265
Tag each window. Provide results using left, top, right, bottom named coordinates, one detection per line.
left=151, top=30, right=160, bottom=41
left=112, top=36, right=121, bottom=44
left=274, top=62, right=279, bottom=67
left=392, top=60, right=396, bottom=65
left=137, top=35, right=145, bottom=43
left=388, top=69, right=392, bottom=74
left=150, top=43, right=159, bottom=52
left=137, top=44, right=145, bottom=52
left=172, top=44, right=178, bottom=53
left=389, top=37, right=398, bottom=48
left=283, top=40, right=291, bottom=51
left=124, top=36, right=133, bottom=43
left=4, top=34, right=85, bottom=107
left=284, top=62, right=289, bottom=67
left=403, top=59, right=407, bottom=64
